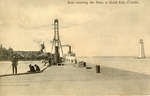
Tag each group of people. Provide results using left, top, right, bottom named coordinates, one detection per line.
left=11, top=54, right=41, bottom=74
left=11, top=53, right=54, bottom=74
left=28, top=64, right=40, bottom=73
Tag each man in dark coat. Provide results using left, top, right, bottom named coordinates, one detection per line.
left=34, top=64, right=40, bottom=72
left=11, top=55, right=18, bottom=74
left=29, top=64, right=36, bottom=73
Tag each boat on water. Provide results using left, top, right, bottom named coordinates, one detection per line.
left=0, top=19, right=79, bottom=77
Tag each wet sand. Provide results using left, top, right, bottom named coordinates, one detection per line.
left=0, top=63, right=150, bottom=96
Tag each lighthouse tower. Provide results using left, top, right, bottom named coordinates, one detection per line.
left=138, top=39, right=146, bottom=59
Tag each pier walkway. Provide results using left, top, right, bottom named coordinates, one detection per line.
left=0, top=63, right=150, bottom=96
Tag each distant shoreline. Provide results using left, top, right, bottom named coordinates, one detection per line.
left=0, top=56, right=149, bottom=62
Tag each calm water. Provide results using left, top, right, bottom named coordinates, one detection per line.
left=0, top=56, right=150, bottom=75
left=0, top=61, right=44, bottom=75
left=85, top=56, right=150, bottom=64
left=84, top=56, right=150, bottom=75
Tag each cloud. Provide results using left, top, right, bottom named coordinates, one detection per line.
left=0, top=0, right=150, bottom=56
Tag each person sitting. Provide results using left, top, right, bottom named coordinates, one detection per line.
left=34, top=64, right=40, bottom=72
left=28, top=64, right=36, bottom=73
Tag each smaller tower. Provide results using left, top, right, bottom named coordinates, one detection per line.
left=138, top=39, right=146, bottom=59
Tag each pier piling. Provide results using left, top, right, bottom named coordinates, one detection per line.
left=96, top=64, right=101, bottom=73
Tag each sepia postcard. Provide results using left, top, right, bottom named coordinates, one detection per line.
left=0, top=0, right=150, bottom=96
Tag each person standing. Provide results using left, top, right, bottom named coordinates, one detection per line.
left=11, top=55, right=18, bottom=74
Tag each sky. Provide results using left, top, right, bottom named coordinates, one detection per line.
left=0, top=0, right=150, bottom=56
